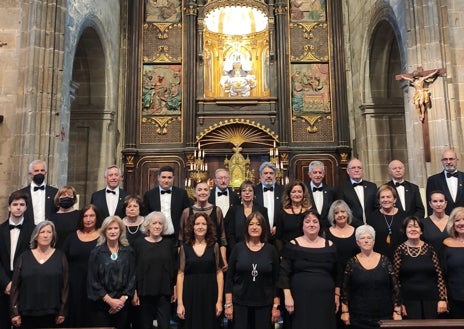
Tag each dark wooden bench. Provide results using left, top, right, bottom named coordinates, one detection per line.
left=379, top=319, right=464, bottom=328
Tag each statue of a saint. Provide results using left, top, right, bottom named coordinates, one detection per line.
left=220, top=62, right=256, bottom=97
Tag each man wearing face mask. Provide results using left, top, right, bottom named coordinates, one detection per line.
left=50, top=185, right=80, bottom=249
left=15, top=159, right=58, bottom=225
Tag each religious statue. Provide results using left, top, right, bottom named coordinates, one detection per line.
left=398, top=69, right=440, bottom=123
left=220, top=62, right=256, bottom=97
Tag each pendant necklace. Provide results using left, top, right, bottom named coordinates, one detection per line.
left=251, top=263, right=258, bottom=282
left=110, top=246, right=119, bottom=261
left=382, top=213, right=394, bottom=244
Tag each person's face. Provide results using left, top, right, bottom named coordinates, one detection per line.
left=106, top=168, right=121, bottom=189
left=158, top=170, right=174, bottom=189
left=106, top=222, right=121, bottom=242
left=8, top=199, right=27, bottom=220
left=357, top=233, right=374, bottom=251
left=405, top=220, right=422, bottom=240
left=248, top=217, right=263, bottom=239
left=429, top=193, right=447, bottom=214
left=148, top=218, right=164, bottom=238
left=29, top=162, right=46, bottom=180
left=302, top=214, right=320, bottom=236
left=82, top=208, right=97, bottom=230
left=195, top=183, right=210, bottom=202
left=240, top=185, right=254, bottom=202
left=347, top=159, right=363, bottom=181
left=379, top=189, right=396, bottom=210
left=308, top=165, right=325, bottom=185
left=260, top=166, right=276, bottom=186
left=290, top=184, right=304, bottom=204
left=334, top=206, right=348, bottom=226
left=454, top=216, right=464, bottom=237
left=194, top=216, right=208, bottom=238
left=215, top=171, right=230, bottom=191
left=388, top=160, right=405, bottom=181
left=36, top=224, right=53, bottom=247
left=442, top=150, right=458, bottom=173
left=125, top=200, right=140, bottom=218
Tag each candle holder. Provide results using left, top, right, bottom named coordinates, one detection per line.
left=185, top=142, right=209, bottom=199
left=269, top=141, right=288, bottom=185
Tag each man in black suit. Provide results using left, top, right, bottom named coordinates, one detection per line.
left=90, top=165, right=128, bottom=219
left=254, top=161, right=283, bottom=235
left=143, top=165, right=190, bottom=243
left=338, top=158, right=378, bottom=227
left=386, top=160, right=425, bottom=218
left=16, top=159, right=58, bottom=224
left=307, top=160, right=336, bottom=229
left=208, top=168, right=240, bottom=217
left=426, top=148, right=464, bottom=215
left=0, top=191, right=35, bottom=328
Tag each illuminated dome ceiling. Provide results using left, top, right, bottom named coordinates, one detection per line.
left=204, top=6, right=268, bottom=35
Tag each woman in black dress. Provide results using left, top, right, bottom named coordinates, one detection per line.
left=10, top=220, right=68, bottom=329
left=122, top=195, right=145, bottom=245
left=133, top=211, right=177, bottom=329
left=422, top=191, right=449, bottom=254
left=50, top=185, right=81, bottom=249
left=225, top=211, right=280, bottom=329
left=177, top=212, right=223, bottom=329
left=275, top=180, right=312, bottom=254
left=393, top=216, right=447, bottom=319
left=62, top=204, right=102, bottom=327
left=279, top=209, right=338, bottom=329
left=341, top=225, right=402, bottom=329
left=87, top=216, right=136, bottom=329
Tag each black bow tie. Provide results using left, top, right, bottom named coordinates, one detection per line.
left=106, top=189, right=116, bottom=195
left=33, top=185, right=45, bottom=191
left=218, top=191, right=228, bottom=197
left=447, top=172, right=458, bottom=178
left=313, top=186, right=323, bottom=192
left=395, top=182, right=405, bottom=187
left=9, top=224, right=22, bottom=230
left=263, top=186, right=274, bottom=192
left=161, top=189, right=172, bottom=194
left=352, top=182, right=363, bottom=188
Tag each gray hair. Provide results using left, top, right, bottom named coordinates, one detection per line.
left=355, top=224, right=376, bottom=241
left=28, top=159, right=47, bottom=173
left=327, top=200, right=353, bottom=226
left=141, top=211, right=168, bottom=235
left=308, top=160, right=325, bottom=173
left=214, top=168, right=230, bottom=178
left=30, top=220, right=57, bottom=249
left=259, top=161, right=277, bottom=174
left=104, top=165, right=121, bottom=178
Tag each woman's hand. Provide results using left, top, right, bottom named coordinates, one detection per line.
left=106, top=296, right=125, bottom=314
left=177, top=303, right=185, bottom=320
left=392, top=311, right=402, bottom=320
left=132, top=290, right=140, bottom=306
left=171, top=285, right=177, bottom=303
left=11, top=315, right=21, bottom=327
left=340, top=312, right=350, bottom=325
left=55, top=315, right=65, bottom=324
left=285, top=294, right=295, bottom=314
left=334, top=294, right=340, bottom=313
left=216, top=301, right=223, bottom=317
left=224, top=304, right=233, bottom=321
left=271, top=306, right=281, bottom=323
left=437, top=300, right=448, bottom=314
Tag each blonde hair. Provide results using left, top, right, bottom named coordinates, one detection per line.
left=97, top=216, right=129, bottom=246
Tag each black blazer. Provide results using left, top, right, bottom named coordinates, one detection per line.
left=90, top=188, right=128, bottom=219
left=385, top=180, right=425, bottom=218
left=16, top=184, right=58, bottom=223
left=426, top=171, right=464, bottom=215
left=254, top=183, right=283, bottom=226
left=337, top=180, right=378, bottom=228
left=0, top=218, right=35, bottom=291
left=307, top=183, right=336, bottom=229
left=208, top=187, right=241, bottom=214
left=142, top=186, right=191, bottom=238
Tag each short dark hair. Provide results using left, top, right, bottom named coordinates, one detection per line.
left=77, top=204, right=103, bottom=230
left=402, top=216, right=424, bottom=239
left=8, top=191, right=28, bottom=205
left=158, top=165, right=174, bottom=175
left=244, top=211, right=269, bottom=243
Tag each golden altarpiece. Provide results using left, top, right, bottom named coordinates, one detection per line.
left=122, top=0, right=351, bottom=195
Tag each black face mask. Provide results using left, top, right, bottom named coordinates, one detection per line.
left=32, top=173, right=45, bottom=185
left=59, top=197, right=75, bottom=209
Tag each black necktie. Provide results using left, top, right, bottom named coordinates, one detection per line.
left=352, top=182, right=362, bottom=188
left=161, top=189, right=172, bottom=194
left=218, top=191, right=228, bottom=197
left=313, top=186, right=323, bottom=192
left=34, top=185, right=45, bottom=191
left=106, top=189, right=116, bottom=195
left=9, top=224, right=22, bottom=230
left=395, top=182, right=404, bottom=187
left=447, top=172, right=458, bottom=178
left=263, top=186, right=274, bottom=192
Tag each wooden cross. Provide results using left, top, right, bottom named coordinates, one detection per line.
left=396, top=67, right=445, bottom=162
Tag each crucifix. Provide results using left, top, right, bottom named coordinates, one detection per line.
left=395, top=67, right=445, bottom=162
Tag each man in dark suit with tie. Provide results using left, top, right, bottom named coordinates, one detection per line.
left=254, top=162, right=283, bottom=235
left=142, top=165, right=190, bottom=243
left=0, top=191, right=35, bottom=328
left=307, top=160, right=336, bottom=229
left=15, top=159, right=58, bottom=224
left=90, top=165, right=128, bottom=219
left=208, top=168, right=240, bottom=217
left=386, top=160, right=425, bottom=218
left=337, top=158, right=378, bottom=227
left=426, top=148, right=464, bottom=215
